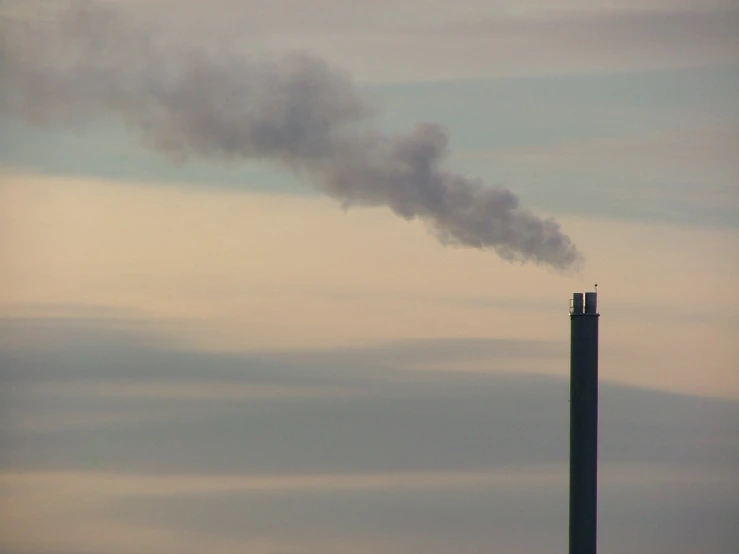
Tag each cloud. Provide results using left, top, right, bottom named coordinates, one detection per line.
left=460, top=126, right=739, bottom=224
left=1, top=316, right=738, bottom=553
left=2, top=316, right=738, bottom=475
left=89, top=1, right=739, bottom=81
left=265, top=337, right=565, bottom=371
left=2, top=170, right=738, bottom=395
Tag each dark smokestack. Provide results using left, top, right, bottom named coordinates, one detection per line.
left=569, top=291, right=599, bottom=554
left=0, top=1, right=583, bottom=270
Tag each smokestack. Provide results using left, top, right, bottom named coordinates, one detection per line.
left=569, top=291, right=599, bottom=554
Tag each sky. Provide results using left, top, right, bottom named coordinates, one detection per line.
left=0, top=1, right=738, bottom=553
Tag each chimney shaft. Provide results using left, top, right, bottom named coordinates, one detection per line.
left=569, top=292, right=600, bottom=554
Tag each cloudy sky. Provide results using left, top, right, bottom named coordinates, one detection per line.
left=1, top=1, right=738, bottom=553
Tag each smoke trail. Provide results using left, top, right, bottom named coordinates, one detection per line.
left=0, top=1, right=582, bottom=269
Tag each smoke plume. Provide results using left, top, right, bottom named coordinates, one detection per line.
left=0, top=1, right=582, bottom=269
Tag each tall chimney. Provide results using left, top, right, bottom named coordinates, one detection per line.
left=569, top=291, right=600, bottom=554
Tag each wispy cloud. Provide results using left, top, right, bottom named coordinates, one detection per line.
left=458, top=126, right=739, bottom=224
left=2, top=171, right=738, bottom=394
left=1, top=316, right=738, bottom=553
left=99, top=0, right=739, bottom=81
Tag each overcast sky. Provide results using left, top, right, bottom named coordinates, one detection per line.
left=1, top=1, right=738, bottom=553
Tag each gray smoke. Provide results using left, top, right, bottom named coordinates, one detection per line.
left=0, top=1, right=582, bottom=269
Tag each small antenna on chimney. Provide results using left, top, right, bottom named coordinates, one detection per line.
left=594, top=283, right=598, bottom=293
